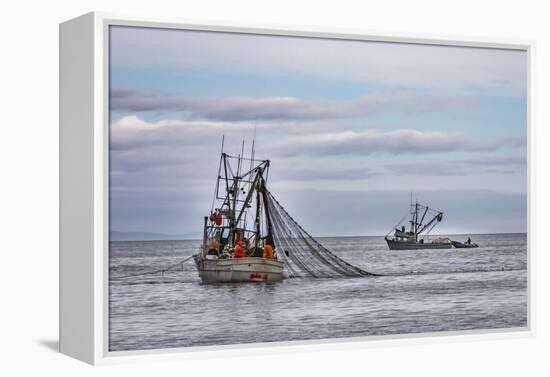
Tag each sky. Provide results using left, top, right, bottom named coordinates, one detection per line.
left=109, top=26, right=527, bottom=239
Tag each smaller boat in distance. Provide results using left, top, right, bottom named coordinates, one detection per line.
left=451, top=239, right=479, bottom=248
left=385, top=199, right=452, bottom=250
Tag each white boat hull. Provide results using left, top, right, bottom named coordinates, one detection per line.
left=194, top=255, right=284, bottom=283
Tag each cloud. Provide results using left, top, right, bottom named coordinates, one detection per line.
left=106, top=27, right=528, bottom=236
left=458, top=156, right=526, bottom=166
left=465, top=139, right=527, bottom=153
left=272, top=167, right=376, bottom=182
left=272, top=129, right=463, bottom=157
left=108, top=117, right=527, bottom=236
left=110, top=26, right=527, bottom=97
left=110, top=115, right=252, bottom=150
left=111, top=116, right=525, bottom=163
left=110, top=90, right=186, bottom=113
left=385, top=162, right=516, bottom=177
left=110, top=88, right=472, bottom=121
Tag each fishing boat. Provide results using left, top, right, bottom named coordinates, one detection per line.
left=194, top=142, right=284, bottom=283
left=385, top=199, right=452, bottom=250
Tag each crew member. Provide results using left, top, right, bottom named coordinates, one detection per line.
left=467, top=237, right=471, bottom=245
left=263, top=243, right=273, bottom=259
left=233, top=240, right=244, bottom=258
left=243, top=238, right=251, bottom=256
left=207, top=239, right=220, bottom=255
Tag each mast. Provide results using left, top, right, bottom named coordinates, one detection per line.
left=235, top=167, right=263, bottom=225
left=416, top=202, right=420, bottom=240
left=409, top=194, right=414, bottom=234
left=206, top=135, right=272, bottom=249
left=259, top=174, right=273, bottom=244
left=222, top=153, right=231, bottom=216
left=388, top=196, right=445, bottom=243
left=255, top=188, right=261, bottom=251
left=250, top=121, right=256, bottom=171
left=212, top=135, right=225, bottom=212
left=410, top=201, right=420, bottom=240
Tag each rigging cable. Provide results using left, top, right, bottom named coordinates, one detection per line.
left=111, top=254, right=196, bottom=280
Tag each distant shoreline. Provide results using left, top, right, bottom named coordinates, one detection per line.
left=109, top=232, right=527, bottom=243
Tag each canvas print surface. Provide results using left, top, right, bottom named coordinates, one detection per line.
left=108, top=26, right=528, bottom=351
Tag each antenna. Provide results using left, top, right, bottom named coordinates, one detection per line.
left=252, top=120, right=257, bottom=162
left=248, top=120, right=257, bottom=193
left=241, top=139, right=245, bottom=161
left=220, top=124, right=226, bottom=154
left=211, top=132, right=226, bottom=212
left=237, top=139, right=245, bottom=177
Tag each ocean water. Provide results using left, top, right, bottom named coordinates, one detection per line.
left=109, top=233, right=527, bottom=351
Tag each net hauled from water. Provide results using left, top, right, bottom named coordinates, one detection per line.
left=267, top=191, right=377, bottom=278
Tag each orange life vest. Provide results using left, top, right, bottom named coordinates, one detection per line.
left=234, top=243, right=244, bottom=258
left=263, top=244, right=273, bottom=259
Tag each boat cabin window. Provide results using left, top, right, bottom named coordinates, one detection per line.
left=219, top=227, right=230, bottom=247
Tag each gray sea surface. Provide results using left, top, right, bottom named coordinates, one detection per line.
left=109, top=233, right=527, bottom=351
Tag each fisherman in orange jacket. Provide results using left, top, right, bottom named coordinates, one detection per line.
left=262, top=243, right=273, bottom=259
left=233, top=240, right=244, bottom=258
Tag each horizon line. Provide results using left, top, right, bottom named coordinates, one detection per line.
left=109, top=231, right=527, bottom=242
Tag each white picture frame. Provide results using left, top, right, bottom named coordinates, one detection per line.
left=59, top=11, right=534, bottom=365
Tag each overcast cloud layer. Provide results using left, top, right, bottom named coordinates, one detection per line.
left=109, top=26, right=527, bottom=238
left=111, top=89, right=475, bottom=121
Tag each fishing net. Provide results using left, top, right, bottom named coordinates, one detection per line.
left=267, top=191, right=377, bottom=278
